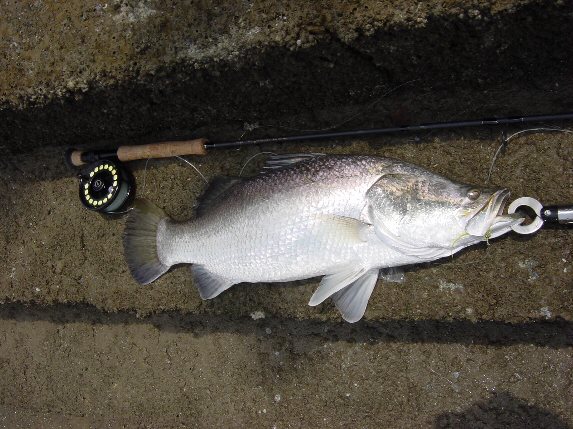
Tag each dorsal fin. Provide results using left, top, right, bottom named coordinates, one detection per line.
left=262, top=153, right=323, bottom=172
left=195, top=176, right=241, bottom=217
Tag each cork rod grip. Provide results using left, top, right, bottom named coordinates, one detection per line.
left=116, top=138, right=208, bottom=161
left=69, top=150, right=84, bottom=167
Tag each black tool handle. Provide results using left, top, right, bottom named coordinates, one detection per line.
left=541, top=205, right=573, bottom=224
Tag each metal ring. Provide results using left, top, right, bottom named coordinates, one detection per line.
left=507, top=197, right=544, bottom=235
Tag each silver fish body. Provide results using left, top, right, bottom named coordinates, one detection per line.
left=124, top=154, right=523, bottom=322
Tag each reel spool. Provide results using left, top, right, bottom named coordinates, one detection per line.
left=78, top=160, right=134, bottom=214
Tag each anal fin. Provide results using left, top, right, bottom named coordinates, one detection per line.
left=332, top=269, right=379, bottom=323
left=190, top=265, right=236, bottom=299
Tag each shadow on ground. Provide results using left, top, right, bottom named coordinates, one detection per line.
left=1, top=302, right=571, bottom=348
left=434, top=391, right=571, bottom=429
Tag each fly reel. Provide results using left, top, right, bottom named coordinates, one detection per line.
left=78, top=160, right=134, bottom=214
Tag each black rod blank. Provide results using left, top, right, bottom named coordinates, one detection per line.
left=205, top=112, right=573, bottom=150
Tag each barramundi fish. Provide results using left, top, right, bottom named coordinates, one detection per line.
left=124, top=154, right=523, bottom=322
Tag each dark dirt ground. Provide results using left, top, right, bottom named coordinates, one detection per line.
left=1, top=0, right=573, bottom=427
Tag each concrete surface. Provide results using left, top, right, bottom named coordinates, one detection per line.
left=1, top=0, right=572, bottom=427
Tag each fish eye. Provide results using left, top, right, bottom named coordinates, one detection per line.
left=467, top=189, right=481, bottom=201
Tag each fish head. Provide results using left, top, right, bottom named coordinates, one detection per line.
left=366, top=169, right=524, bottom=255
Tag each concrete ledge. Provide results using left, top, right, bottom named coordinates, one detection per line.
left=1, top=1, right=572, bottom=152
left=1, top=302, right=572, bottom=426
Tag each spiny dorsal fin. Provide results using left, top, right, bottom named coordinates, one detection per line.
left=262, top=153, right=323, bottom=172
left=195, top=176, right=242, bottom=217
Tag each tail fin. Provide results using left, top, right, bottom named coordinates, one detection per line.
left=123, top=199, right=170, bottom=284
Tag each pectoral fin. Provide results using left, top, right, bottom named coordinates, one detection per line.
left=331, top=269, right=379, bottom=323
left=308, top=217, right=374, bottom=306
left=314, top=215, right=372, bottom=244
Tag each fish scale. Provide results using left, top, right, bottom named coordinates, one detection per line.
left=159, top=160, right=385, bottom=282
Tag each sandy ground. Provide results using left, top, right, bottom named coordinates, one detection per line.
left=1, top=0, right=573, bottom=427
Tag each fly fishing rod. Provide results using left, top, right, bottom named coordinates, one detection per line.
left=66, top=112, right=573, bottom=167
left=66, top=111, right=573, bottom=215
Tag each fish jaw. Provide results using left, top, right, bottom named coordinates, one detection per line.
left=486, top=212, right=524, bottom=239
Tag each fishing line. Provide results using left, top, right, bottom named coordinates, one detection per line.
left=134, top=151, right=274, bottom=207
left=231, top=79, right=421, bottom=143
left=268, top=80, right=420, bottom=133
left=486, top=127, right=573, bottom=183
left=175, top=156, right=208, bottom=184
left=140, top=156, right=207, bottom=205
left=140, top=158, right=152, bottom=196
left=138, top=150, right=277, bottom=198
left=504, top=126, right=573, bottom=142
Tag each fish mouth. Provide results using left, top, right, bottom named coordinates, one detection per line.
left=465, top=189, right=524, bottom=238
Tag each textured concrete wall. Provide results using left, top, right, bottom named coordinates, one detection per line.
left=1, top=0, right=572, bottom=152
left=0, top=0, right=551, bottom=105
